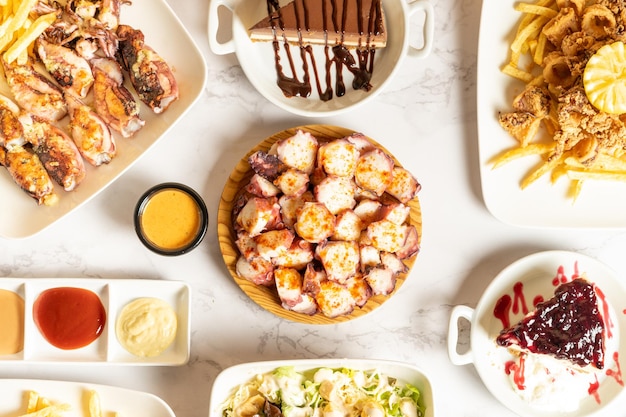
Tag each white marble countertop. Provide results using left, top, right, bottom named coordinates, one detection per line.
left=2, top=0, right=626, bottom=416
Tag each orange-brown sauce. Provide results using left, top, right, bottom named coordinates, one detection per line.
left=0, top=289, right=24, bottom=355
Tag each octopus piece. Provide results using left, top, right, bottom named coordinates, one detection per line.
left=360, top=245, right=382, bottom=272
left=91, top=57, right=145, bottom=137
left=274, top=168, right=310, bottom=197
left=272, top=238, right=315, bottom=269
left=379, top=203, right=410, bottom=225
left=116, top=24, right=179, bottom=113
left=254, top=228, right=295, bottom=260
left=236, top=256, right=275, bottom=286
left=66, top=92, right=116, bottom=166
left=36, top=38, right=94, bottom=98
left=345, top=132, right=376, bottom=152
left=275, top=267, right=318, bottom=315
left=0, top=94, right=25, bottom=149
left=294, top=202, right=335, bottom=243
left=246, top=173, right=280, bottom=197
left=354, top=148, right=394, bottom=196
left=317, top=138, right=359, bottom=177
left=278, top=190, right=314, bottom=229
left=248, top=150, right=288, bottom=181
left=381, top=252, right=409, bottom=275
left=364, top=267, right=396, bottom=296
left=332, top=209, right=363, bottom=241
left=275, top=130, right=318, bottom=174
left=581, top=4, right=616, bottom=40
left=315, top=240, right=360, bottom=284
left=3, top=60, right=67, bottom=122
left=236, top=196, right=281, bottom=237
left=542, top=7, right=580, bottom=47
left=235, top=232, right=258, bottom=261
left=1, top=145, right=58, bottom=205
left=315, top=280, right=356, bottom=318
left=385, top=166, right=421, bottom=204
left=353, top=199, right=382, bottom=226
left=22, top=116, right=86, bottom=191
left=366, top=219, right=407, bottom=253
left=345, top=274, right=372, bottom=307
left=302, top=263, right=325, bottom=295
left=314, top=175, right=356, bottom=214
left=396, top=225, right=420, bottom=260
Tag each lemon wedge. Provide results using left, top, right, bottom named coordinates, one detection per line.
left=583, top=41, right=626, bottom=114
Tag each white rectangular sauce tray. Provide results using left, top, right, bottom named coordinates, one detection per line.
left=0, top=278, right=190, bottom=365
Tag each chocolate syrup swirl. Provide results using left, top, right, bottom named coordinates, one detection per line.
left=266, top=0, right=383, bottom=101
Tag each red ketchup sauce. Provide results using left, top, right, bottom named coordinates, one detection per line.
left=33, top=287, right=106, bottom=350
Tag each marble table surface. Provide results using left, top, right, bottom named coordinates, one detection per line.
left=2, top=0, right=626, bottom=416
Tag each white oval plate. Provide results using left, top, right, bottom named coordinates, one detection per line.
left=0, top=0, right=207, bottom=239
left=209, top=358, right=434, bottom=417
left=448, top=251, right=626, bottom=417
left=477, top=0, right=626, bottom=228
left=0, top=278, right=190, bottom=365
left=0, top=379, right=175, bottom=417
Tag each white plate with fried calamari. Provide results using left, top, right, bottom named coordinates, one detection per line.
left=0, top=379, right=175, bottom=417
left=477, top=0, right=626, bottom=228
left=0, top=0, right=206, bottom=239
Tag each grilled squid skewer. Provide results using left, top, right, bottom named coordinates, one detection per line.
left=0, top=94, right=26, bottom=149
left=0, top=145, right=57, bottom=205
left=116, top=24, right=179, bottom=114
left=36, top=37, right=94, bottom=99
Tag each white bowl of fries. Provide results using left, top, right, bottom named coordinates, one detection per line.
left=477, top=0, right=626, bottom=228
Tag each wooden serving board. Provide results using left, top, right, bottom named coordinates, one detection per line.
left=217, top=125, right=422, bottom=324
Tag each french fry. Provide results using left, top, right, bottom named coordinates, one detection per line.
left=18, top=403, right=71, bottom=417
left=88, top=390, right=102, bottom=417
left=491, top=143, right=553, bottom=168
left=521, top=155, right=562, bottom=189
left=501, top=62, right=534, bottom=82
left=511, top=16, right=549, bottom=54
left=3, top=11, right=57, bottom=63
left=514, top=3, right=558, bottom=18
left=26, top=391, right=40, bottom=413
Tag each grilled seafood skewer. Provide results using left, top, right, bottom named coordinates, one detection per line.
left=66, top=92, right=116, bottom=166
left=0, top=145, right=58, bottom=205
left=116, top=24, right=179, bottom=114
left=0, top=94, right=26, bottom=150
left=36, top=37, right=94, bottom=98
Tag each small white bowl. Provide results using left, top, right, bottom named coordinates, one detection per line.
left=208, top=0, right=434, bottom=117
left=209, top=358, right=434, bottom=417
left=447, top=250, right=626, bottom=417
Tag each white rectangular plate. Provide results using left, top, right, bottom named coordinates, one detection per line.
left=0, top=0, right=207, bottom=239
left=0, top=278, right=190, bottom=365
left=0, top=379, right=175, bottom=417
left=477, top=0, right=626, bottom=228
left=209, top=358, right=434, bottom=417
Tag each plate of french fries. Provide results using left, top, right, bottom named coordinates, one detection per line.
left=0, top=379, right=175, bottom=417
left=478, top=0, right=626, bottom=228
left=0, top=0, right=206, bottom=239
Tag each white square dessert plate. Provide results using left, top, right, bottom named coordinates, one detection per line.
left=0, top=0, right=207, bottom=239
left=477, top=0, right=626, bottom=228
left=0, top=379, right=175, bottom=417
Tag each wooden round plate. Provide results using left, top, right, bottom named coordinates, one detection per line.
left=217, top=125, right=422, bottom=324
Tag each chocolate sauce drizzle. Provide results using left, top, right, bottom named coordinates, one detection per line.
left=266, top=0, right=382, bottom=101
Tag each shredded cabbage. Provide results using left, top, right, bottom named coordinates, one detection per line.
left=221, top=366, right=425, bottom=417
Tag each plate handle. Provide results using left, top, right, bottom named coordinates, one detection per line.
left=447, top=305, right=474, bottom=365
left=406, top=0, right=434, bottom=59
left=208, top=0, right=237, bottom=55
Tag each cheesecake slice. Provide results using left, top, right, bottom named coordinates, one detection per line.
left=248, top=0, right=387, bottom=48
left=496, top=278, right=606, bottom=369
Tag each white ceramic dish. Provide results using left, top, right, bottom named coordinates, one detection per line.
left=447, top=250, right=626, bottom=417
left=208, top=0, right=433, bottom=117
left=209, top=358, right=434, bottom=417
left=477, top=0, right=626, bottom=229
left=0, top=278, right=190, bottom=365
left=0, top=0, right=207, bottom=239
left=0, top=379, right=175, bottom=417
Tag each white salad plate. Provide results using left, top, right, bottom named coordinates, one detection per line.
left=476, top=0, right=626, bottom=229
left=0, top=0, right=207, bottom=239
left=447, top=250, right=626, bottom=417
left=208, top=0, right=434, bottom=117
left=0, top=278, right=190, bottom=365
left=0, top=379, right=175, bottom=417
left=209, top=358, right=434, bottom=417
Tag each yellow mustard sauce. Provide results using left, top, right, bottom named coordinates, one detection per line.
left=0, top=289, right=25, bottom=355
left=141, top=188, right=201, bottom=250
left=116, top=297, right=178, bottom=357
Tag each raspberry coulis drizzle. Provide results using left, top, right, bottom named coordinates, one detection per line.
left=494, top=261, right=624, bottom=403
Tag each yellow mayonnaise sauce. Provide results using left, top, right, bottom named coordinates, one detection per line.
left=116, top=297, right=177, bottom=357
left=0, top=289, right=25, bottom=355
left=140, top=188, right=201, bottom=250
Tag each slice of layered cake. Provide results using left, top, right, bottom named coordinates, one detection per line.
left=497, top=278, right=606, bottom=370
left=249, top=0, right=387, bottom=48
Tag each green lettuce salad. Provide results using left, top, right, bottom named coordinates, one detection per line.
left=221, top=366, right=425, bottom=417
